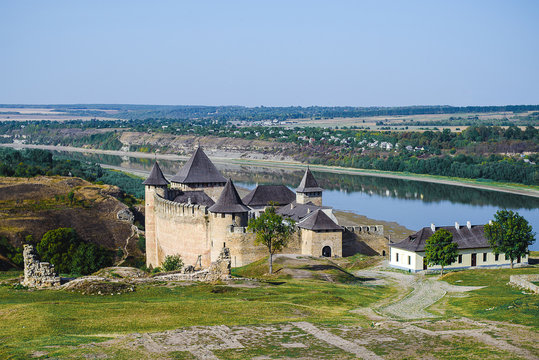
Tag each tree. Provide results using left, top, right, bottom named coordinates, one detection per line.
left=247, top=206, right=295, bottom=274
left=484, top=210, right=535, bottom=269
left=162, top=254, right=184, bottom=272
left=425, top=228, right=458, bottom=276
left=37, top=228, right=80, bottom=273
left=37, top=227, right=113, bottom=275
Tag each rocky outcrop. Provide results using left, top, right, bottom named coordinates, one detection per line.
left=22, top=245, right=61, bottom=288
left=117, top=208, right=135, bottom=223
left=509, top=274, right=539, bottom=294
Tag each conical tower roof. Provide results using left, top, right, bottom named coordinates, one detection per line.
left=297, top=209, right=342, bottom=231
left=208, top=178, right=250, bottom=213
left=143, top=162, right=169, bottom=186
left=170, top=147, right=227, bottom=184
left=296, top=168, right=323, bottom=193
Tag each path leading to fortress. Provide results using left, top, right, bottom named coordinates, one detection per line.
left=353, top=266, right=483, bottom=319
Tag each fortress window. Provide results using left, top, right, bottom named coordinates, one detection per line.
left=408, top=256, right=411, bottom=265
left=396, top=253, right=399, bottom=262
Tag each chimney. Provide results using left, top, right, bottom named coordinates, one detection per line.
left=430, top=223, right=436, bottom=232
left=467, top=221, right=471, bottom=229
left=455, top=222, right=459, bottom=230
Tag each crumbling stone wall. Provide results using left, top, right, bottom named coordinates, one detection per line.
left=204, top=247, right=232, bottom=281
left=22, top=245, right=61, bottom=288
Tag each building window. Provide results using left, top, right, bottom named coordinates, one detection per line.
left=495, top=254, right=499, bottom=261
left=483, top=253, right=487, bottom=262
left=458, top=254, right=462, bottom=264
left=408, top=256, right=411, bottom=265
left=396, top=253, right=399, bottom=262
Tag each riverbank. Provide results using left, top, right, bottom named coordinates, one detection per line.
left=3, top=143, right=539, bottom=198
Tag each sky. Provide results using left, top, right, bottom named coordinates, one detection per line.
left=1, top=0, right=538, bottom=107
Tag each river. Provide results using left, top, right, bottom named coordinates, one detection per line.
left=55, top=150, right=539, bottom=250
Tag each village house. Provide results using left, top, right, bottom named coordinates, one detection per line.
left=389, top=222, right=529, bottom=272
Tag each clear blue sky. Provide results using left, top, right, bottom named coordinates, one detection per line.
left=1, top=0, right=538, bottom=106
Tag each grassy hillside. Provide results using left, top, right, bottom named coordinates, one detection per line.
left=0, top=176, right=140, bottom=262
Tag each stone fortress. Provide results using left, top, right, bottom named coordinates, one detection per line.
left=145, top=147, right=384, bottom=269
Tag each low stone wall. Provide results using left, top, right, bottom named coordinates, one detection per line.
left=22, top=245, right=61, bottom=288
left=509, top=274, right=539, bottom=294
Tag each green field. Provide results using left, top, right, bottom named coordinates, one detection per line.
left=0, top=270, right=391, bottom=359
left=1, top=261, right=538, bottom=359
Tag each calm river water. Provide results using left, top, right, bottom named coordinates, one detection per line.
left=57, top=151, right=539, bottom=250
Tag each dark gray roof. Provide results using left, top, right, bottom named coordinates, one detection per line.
left=297, top=209, right=343, bottom=231
left=296, top=168, right=323, bottom=193
left=170, top=147, right=227, bottom=184
left=208, top=179, right=250, bottom=213
left=390, top=224, right=489, bottom=252
left=277, top=201, right=331, bottom=222
left=173, top=191, right=215, bottom=207
left=142, top=162, right=169, bottom=186
left=242, top=185, right=296, bottom=207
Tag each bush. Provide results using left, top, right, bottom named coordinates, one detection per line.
left=37, top=227, right=113, bottom=275
left=137, top=235, right=146, bottom=252
left=162, top=254, right=183, bottom=272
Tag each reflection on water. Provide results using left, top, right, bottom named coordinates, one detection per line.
left=54, top=151, right=539, bottom=249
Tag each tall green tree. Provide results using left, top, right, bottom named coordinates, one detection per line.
left=247, top=206, right=295, bottom=274
left=425, top=228, right=458, bottom=276
left=484, top=210, right=535, bottom=269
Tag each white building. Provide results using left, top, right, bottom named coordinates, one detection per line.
left=389, top=222, right=528, bottom=272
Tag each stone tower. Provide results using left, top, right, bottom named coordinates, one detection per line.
left=296, top=168, right=323, bottom=206
left=169, top=147, right=227, bottom=201
left=208, top=178, right=250, bottom=261
left=143, top=161, right=169, bottom=268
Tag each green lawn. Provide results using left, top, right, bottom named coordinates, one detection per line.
left=438, top=267, right=539, bottom=328
left=0, top=271, right=393, bottom=359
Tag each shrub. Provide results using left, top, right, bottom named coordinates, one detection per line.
left=37, top=227, right=113, bottom=275
left=162, top=254, right=184, bottom=272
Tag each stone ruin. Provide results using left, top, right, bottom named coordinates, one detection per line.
left=204, top=246, right=232, bottom=282
left=22, top=244, right=61, bottom=288
left=154, top=247, right=232, bottom=282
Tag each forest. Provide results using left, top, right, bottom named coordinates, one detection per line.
left=2, top=103, right=539, bottom=121
left=0, top=148, right=144, bottom=199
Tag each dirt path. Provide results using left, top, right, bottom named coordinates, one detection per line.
left=354, top=267, right=483, bottom=319
left=3, top=143, right=538, bottom=198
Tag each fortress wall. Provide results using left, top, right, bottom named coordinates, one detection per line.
left=222, top=227, right=302, bottom=268
left=154, top=195, right=212, bottom=267
left=300, top=229, right=342, bottom=257
left=342, top=227, right=388, bottom=257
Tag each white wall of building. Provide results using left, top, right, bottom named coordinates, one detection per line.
left=389, top=247, right=528, bottom=272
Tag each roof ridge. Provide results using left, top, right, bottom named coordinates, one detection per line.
left=143, top=162, right=169, bottom=186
